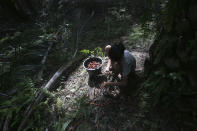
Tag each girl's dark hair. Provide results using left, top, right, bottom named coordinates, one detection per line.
left=108, top=42, right=125, bottom=61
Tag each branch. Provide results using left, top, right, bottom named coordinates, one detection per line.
left=17, top=55, right=85, bottom=131
left=18, top=10, right=95, bottom=131
left=0, top=92, right=12, bottom=98
left=34, top=42, right=53, bottom=82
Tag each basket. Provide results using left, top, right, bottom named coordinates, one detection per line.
left=83, top=57, right=103, bottom=78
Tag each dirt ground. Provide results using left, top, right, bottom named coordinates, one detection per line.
left=55, top=50, right=149, bottom=130
left=49, top=2, right=151, bottom=129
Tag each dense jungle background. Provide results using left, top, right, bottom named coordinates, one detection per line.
left=0, top=0, right=197, bottom=131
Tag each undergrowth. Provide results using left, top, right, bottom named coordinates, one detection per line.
left=137, top=0, right=197, bottom=130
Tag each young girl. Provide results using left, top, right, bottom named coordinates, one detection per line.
left=101, top=42, right=136, bottom=89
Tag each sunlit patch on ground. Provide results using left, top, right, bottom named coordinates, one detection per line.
left=53, top=50, right=149, bottom=130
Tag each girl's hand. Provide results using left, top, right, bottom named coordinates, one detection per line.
left=105, top=69, right=110, bottom=76
left=101, top=82, right=108, bottom=88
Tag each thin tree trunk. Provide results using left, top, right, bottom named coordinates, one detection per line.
left=3, top=116, right=10, bottom=131
left=35, top=42, right=53, bottom=82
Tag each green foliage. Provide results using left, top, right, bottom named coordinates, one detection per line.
left=129, top=24, right=144, bottom=42
left=80, top=47, right=104, bottom=57
left=56, top=120, right=72, bottom=131
left=74, top=95, right=94, bottom=119
left=127, top=22, right=155, bottom=51
left=0, top=78, right=36, bottom=125
left=52, top=95, right=94, bottom=131
left=138, top=1, right=197, bottom=130
left=141, top=68, right=197, bottom=129
left=0, top=77, right=63, bottom=130
left=80, top=49, right=90, bottom=55
left=56, top=97, right=63, bottom=109
left=0, top=15, right=73, bottom=130
left=93, top=47, right=104, bottom=57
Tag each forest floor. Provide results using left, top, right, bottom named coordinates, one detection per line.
left=50, top=41, right=150, bottom=130
left=46, top=2, right=155, bottom=130
left=0, top=1, right=157, bottom=130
